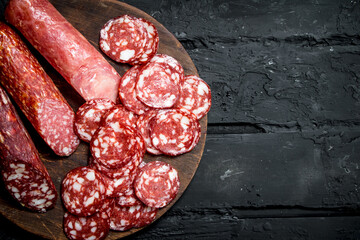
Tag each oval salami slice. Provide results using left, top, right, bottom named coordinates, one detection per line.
left=136, top=62, right=180, bottom=109
left=134, top=161, right=180, bottom=208
left=61, top=167, right=106, bottom=216
left=136, top=110, right=163, bottom=155
left=101, top=105, right=138, bottom=130
left=99, top=15, right=147, bottom=64
left=74, top=98, right=115, bottom=142
left=118, top=65, right=150, bottom=115
left=150, top=109, right=196, bottom=156
left=63, top=211, right=110, bottom=240
left=174, top=75, right=212, bottom=120
left=90, top=123, right=138, bottom=169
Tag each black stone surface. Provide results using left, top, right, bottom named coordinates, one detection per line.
left=0, top=0, right=360, bottom=239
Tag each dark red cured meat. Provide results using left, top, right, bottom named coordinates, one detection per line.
left=136, top=110, right=163, bottom=155
left=150, top=54, right=185, bottom=85
left=0, top=22, right=79, bottom=156
left=150, top=109, right=196, bottom=156
left=129, top=18, right=159, bottom=65
left=118, top=65, right=150, bottom=115
left=101, top=105, right=138, bottom=130
left=90, top=123, right=139, bottom=169
left=134, top=161, right=180, bottom=208
left=174, top=75, right=212, bottom=120
left=99, top=197, right=115, bottom=218
left=116, top=187, right=143, bottom=207
left=134, top=205, right=158, bottom=228
left=178, top=109, right=202, bottom=153
left=110, top=204, right=143, bottom=231
left=74, top=99, right=115, bottom=142
left=136, top=62, right=180, bottom=108
left=5, top=0, right=121, bottom=102
left=63, top=211, right=110, bottom=240
left=0, top=86, right=57, bottom=212
left=101, top=171, right=134, bottom=198
left=99, top=15, right=147, bottom=64
left=61, top=167, right=106, bottom=216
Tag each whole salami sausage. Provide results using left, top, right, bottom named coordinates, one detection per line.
left=5, top=0, right=121, bottom=102
left=0, top=86, right=57, bottom=212
left=0, top=22, right=79, bottom=156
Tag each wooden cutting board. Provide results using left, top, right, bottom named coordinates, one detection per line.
left=0, top=0, right=207, bottom=239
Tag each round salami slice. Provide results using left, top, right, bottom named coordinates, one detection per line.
left=101, top=105, right=138, bottom=130
left=174, top=75, right=211, bottom=120
left=118, top=65, right=150, bottom=115
left=90, top=123, right=138, bottom=169
left=134, top=161, right=180, bottom=208
left=110, top=204, right=142, bottom=231
left=136, top=62, right=180, bottom=108
left=63, top=211, right=110, bottom=240
left=74, top=98, right=115, bottom=142
left=99, top=15, right=147, bottom=64
left=61, top=166, right=106, bottom=216
left=150, top=54, right=184, bottom=85
left=130, top=18, right=159, bottom=65
left=136, top=110, right=162, bottom=155
left=150, top=109, right=196, bottom=156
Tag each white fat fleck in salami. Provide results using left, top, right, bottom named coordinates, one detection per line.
left=61, top=167, right=106, bottom=216
left=134, top=161, right=180, bottom=208
left=136, top=110, right=163, bottom=155
left=118, top=65, right=150, bottom=115
left=136, top=62, right=180, bottom=108
left=99, top=15, right=147, bottom=64
left=150, top=109, right=197, bottom=156
left=63, top=210, right=110, bottom=240
left=74, top=98, right=115, bottom=142
left=90, top=122, right=139, bottom=169
left=174, top=75, right=211, bottom=120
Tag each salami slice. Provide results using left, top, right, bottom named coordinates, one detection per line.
left=0, top=86, right=57, bottom=212
left=150, top=54, right=184, bottom=85
left=150, top=109, right=196, bottom=156
left=134, top=161, right=180, bottom=208
left=101, top=105, right=138, bottom=130
left=5, top=0, right=121, bottom=102
left=99, top=15, right=147, bottom=64
left=74, top=99, right=115, bottom=142
left=0, top=22, right=79, bottom=156
left=136, top=62, right=180, bottom=108
left=110, top=204, right=142, bottom=231
left=136, top=110, right=163, bottom=155
left=174, top=75, right=212, bottom=120
left=101, top=172, right=134, bottom=198
left=90, top=123, right=139, bottom=169
left=116, top=187, right=143, bottom=207
left=63, top=211, right=110, bottom=240
left=118, top=65, right=150, bottom=115
left=134, top=205, right=158, bottom=228
left=61, top=167, right=106, bottom=216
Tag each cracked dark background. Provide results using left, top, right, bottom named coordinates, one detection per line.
left=0, top=0, right=360, bottom=239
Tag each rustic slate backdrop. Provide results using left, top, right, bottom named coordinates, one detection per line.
left=1, top=0, right=360, bottom=239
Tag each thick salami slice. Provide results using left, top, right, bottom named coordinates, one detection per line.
left=136, top=110, right=163, bottom=155
left=174, top=75, right=212, bottom=120
left=99, top=15, right=147, bottom=64
left=5, top=0, right=121, bottom=102
left=134, top=161, right=180, bottom=208
left=63, top=211, right=110, bottom=240
left=118, top=65, right=150, bottom=115
left=150, top=109, right=196, bottom=156
left=61, top=167, right=106, bottom=216
left=110, top=204, right=142, bottom=231
left=0, top=22, right=79, bottom=156
left=101, top=105, right=138, bottom=130
left=0, top=87, right=57, bottom=212
left=74, top=99, right=115, bottom=142
left=130, top=18, right=159, bottom=65
left=90, top=123, right=138, bottom=169
left=136, top=62, right=180, bottom=108
left=150, top=54, right=184, bottom=85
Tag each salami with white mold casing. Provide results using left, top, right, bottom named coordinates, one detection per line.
left=0, top=86, right=57, bottom=212
left=0, top=22, right=79, bottom=156
left=5, top=0, right=121, bottom=102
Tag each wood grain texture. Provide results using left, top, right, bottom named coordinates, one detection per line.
left=0, top=0, right=207, bottom=239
